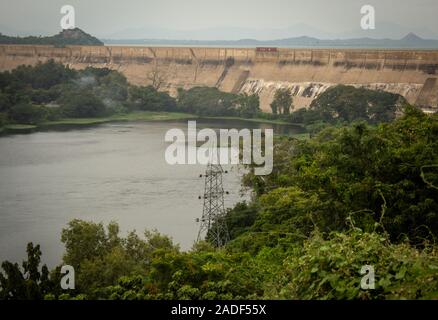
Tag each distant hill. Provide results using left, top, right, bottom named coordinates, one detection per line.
left=104, top=33, right=438, bottom=49
left=0, top=28, right=103, bottom=46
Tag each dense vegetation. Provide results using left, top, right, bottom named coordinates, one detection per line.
left=270, top=88, right=293, bottom=115
left=0, top=60, right=174, bottom=126
left=0, top=61, right=263, bottom=130
left=1, top=107, right=437, bottom=300
left=242, top=106, right=438, bottom=244
left=0, top=28, right=103, bottom=46
left=177, top=87, right=260, bottom=117
left=0, top=63, right=96, bottom=123
left=286, top=85, right=406, bottom=129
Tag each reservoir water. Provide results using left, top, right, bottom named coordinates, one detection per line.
left=0, top=119, right=304, bottom=266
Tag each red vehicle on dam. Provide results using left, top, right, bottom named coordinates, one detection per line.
left=255, top=47, right=278, bottom=52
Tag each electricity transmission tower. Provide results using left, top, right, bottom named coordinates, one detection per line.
left=197, top=163, right=230, bottom=247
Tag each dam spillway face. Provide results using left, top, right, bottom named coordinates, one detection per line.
left=1, top=45, right=438, bottom=112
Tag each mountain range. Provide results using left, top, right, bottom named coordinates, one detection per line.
left=103, top=33, right=438, bottom=49
left=1, top=27, right=438, bottom=49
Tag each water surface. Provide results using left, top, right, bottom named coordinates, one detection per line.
left=0, top=120, right=302, bottom=266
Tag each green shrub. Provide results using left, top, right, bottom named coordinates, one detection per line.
left=309, top=85, right=405, bottom=124
left=0, top=112, right=7, bottom=126
left=277, top=230, right=438, bottom=300
left=60, top=91, right=107, bottom=118
left=8, top=103, right=48, bottom=124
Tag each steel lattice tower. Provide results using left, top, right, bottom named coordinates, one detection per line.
left=197, top=163, right=230, bottom=247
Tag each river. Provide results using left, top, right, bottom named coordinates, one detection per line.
left=0, top=119, right=304, bottom=267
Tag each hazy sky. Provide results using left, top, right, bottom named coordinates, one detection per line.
left=1, top=0, right=438, bottom=39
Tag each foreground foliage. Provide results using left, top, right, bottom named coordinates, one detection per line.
left=242, top=107, right=438, bottom=245
left=1, top=225, right=436, bottom=300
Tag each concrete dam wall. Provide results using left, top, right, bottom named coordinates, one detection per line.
left=1, top=44, right=438, bottom=112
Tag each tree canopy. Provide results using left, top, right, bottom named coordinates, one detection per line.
left=270, top=88, right=293, bottom=115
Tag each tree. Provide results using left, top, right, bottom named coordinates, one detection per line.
left=0, top=243, right=54, bottom=300
left=147, top=64, right=168, bottom=91
left=309, top=85, right=404, bottom=124
left=128, top=85, right=176, bottom=111
left=271, top=88, right=293, bottom=115
left=9, top=103, right=48, bottom=124
left=97, top=71, right=128, bottom=102
left=270, top=101, right=278, bottom=114
left=60, top=91, right=107, bottom=118
left=235, top=93, right=260, bottom=118
left=61, top=220, right=111, bottom=268
left=207, top=202, right=257, bottom=243
left=0, top=112, right=8, bottom=127
left=0, top=92, right=12, bottom=112
left=177, top=87, right=238, bottom=116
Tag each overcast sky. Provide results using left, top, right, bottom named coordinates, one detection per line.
left=1, top=0, right=438, bottom=39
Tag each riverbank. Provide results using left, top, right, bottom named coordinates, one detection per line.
left=0, top=111, right=196, bottom=134
left=0, top=111, right=308, bottom=136
left=202, top=115, right=303, bottom=126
